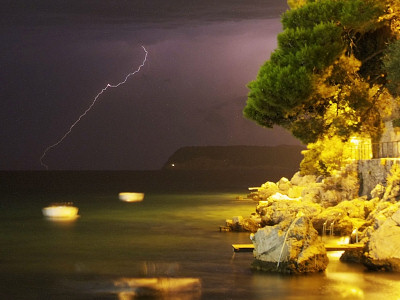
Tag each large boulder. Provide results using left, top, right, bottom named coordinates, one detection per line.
left=362, top=208, right=400, bottom=271
left=251, top=214, right=329, bottom=274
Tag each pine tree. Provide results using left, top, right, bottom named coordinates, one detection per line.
left=245, top=0, right=400, bottom=144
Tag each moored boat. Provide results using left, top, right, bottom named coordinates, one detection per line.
left=42, top=202, right=79, bottom=220
left=119, top=192, right=144, bottom=202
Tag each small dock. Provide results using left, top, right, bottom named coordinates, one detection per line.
left=232, top=244, right=254, bottom=252
left=232, top=243, right=364, bottom=253
left=324, top=244, right=364, bottom=251
left=248, top=187, right=261, bottom=191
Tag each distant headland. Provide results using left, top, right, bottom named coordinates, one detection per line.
left=162, top=145, right=305, bottom=171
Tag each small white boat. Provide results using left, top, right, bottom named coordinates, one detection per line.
left=42, top=202, right=79, bottom=220
left=119, top=192, right=144, bottom=202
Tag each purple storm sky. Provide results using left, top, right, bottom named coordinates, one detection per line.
left=0, top=0, right=302, bottom=170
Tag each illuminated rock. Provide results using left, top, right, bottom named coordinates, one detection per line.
left=312, top=164, right=360, bottom=207
left=363, top=208, right=400, bottom=271
left=371, top=183, right=385, bottom=199
left=258, top=198, right=321, bottom=227
left=251, top=214, right=328, bottom=274
left=241, top=217, right=260, bottom=232
left=320, top=189, right=342, bottom=207
left=336, top=198, right=371, bottom=219
left=288, top=185, right=305, bottom=198
left=301, top=183, right=323, bottom=203
left=268, top=192, right=299, bottom=201
left=290, top=172, right=316, bottom=186
left=366, top=201, right=400, bottom=229
left=232, top=216, right=243, bottom=225
left=318, top=178, right=359, bottom=208
left=312, top=198, right=374, bottom=235
left=255, top=181, right=279, bottom=200
left=383, top=171, right=400, bottom=201
left=225, top=215, right=260, bottom=232
left=277, top=177, right=292, bottom=194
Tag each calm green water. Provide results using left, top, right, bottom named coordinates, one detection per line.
left=1, top=172, right=400, bottom=299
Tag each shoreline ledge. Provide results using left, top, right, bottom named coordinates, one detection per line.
left=224, top=161, right=400, bottom=273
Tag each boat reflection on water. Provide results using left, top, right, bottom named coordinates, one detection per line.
left=42, top=202, right=79, bottom=221
left=119, top=192, right=145, bottom=203
left=113, top=277, right=201, bottom=300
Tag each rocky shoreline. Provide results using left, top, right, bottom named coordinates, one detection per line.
left=225, top=161, right=400, bottom=273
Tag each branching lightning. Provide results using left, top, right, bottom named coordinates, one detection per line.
left=40, top=46, right=148, bottom=170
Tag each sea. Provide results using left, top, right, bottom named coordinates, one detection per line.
left=1, top=170, right=400, bottom=299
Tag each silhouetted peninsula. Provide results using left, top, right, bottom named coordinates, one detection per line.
left=163, top=145, right=305, bottom=171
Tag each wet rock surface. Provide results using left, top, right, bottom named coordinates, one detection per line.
left=362, top=208, right=400, bottom=271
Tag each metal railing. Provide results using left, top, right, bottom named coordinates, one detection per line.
left=348, top=141, right=400, bottom=160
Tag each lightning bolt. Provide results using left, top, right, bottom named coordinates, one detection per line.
left=40, top=46, right=148, bottom=170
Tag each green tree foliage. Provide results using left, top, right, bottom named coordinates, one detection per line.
left=384, top=39, right=400, bottom=96
left=244, top=0, right=399, bottom=145
left=287, top=0, right=308, bottom=9
left=300, top=136, right=351, bottom=176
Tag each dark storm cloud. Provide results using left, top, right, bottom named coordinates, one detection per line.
left=0, top=0, right=301, bottom=170
left=2, top=0, right=288, bottom=26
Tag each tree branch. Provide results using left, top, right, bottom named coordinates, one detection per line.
left=362, top=49, right=385, bottom=64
